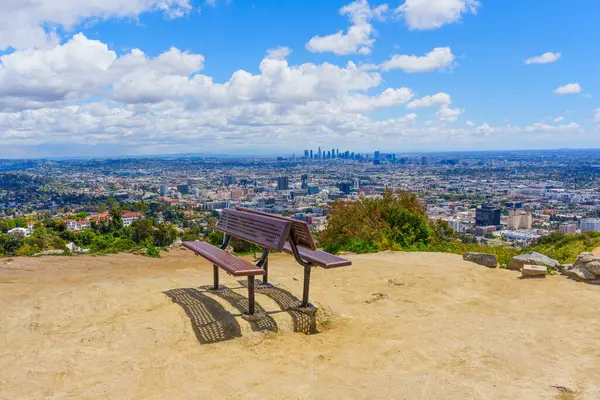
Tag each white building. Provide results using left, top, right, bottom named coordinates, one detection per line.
left=507, top=212, right=533, bottom=230
left=559, top=223, right=578, bottom=234
left=122, top=212, right=142, bottom=227
left=7, top=227, right=30, bottom=237
left=580, top=218, right=600, bottom=233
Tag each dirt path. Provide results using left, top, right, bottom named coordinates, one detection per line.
left=1, top=250, right=599, bottom=399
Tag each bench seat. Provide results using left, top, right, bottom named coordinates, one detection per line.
left=282, top=243, right=351, bottom=269
left=183, top=241, right=265, bottom=277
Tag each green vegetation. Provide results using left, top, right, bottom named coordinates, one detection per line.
left=319, top=189, right=600, bottom=266
left=527, top=232, right=600, bottom=263
left=0, top=204, right=178, bottom=257
left=319, top=189, right=519, bottom=266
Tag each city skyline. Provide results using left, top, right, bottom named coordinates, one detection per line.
left=1, top=0, right=599, bottom=158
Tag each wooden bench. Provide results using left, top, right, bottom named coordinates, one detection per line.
left=236, top=207, right=351, bottom=310
left=183, top=208, right=291, bottom=316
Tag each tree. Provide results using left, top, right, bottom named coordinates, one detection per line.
left=153, top=224, right=177, bottom=247
left=109, top=208, right=123, bottom=231
left=135, top=201, right=149, bottom=213
left=97, top=203, right=106, bottom=213
left=106, top=198, right=119, bottom=211
left=132, top=218, right=154, bottom=244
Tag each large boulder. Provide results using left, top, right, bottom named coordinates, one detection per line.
left=507, top=252, right=560, bottom=271
left=463, top=252, right=498, bottom=268
left=565, top=253, right=600, bottom=280
left=521, top=264, right=547, bottom=277
left=567, top=265, right=596, bottom=281
left=573, top=252, right=598, bottom=265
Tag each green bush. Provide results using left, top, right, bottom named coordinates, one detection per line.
left=145, top=245, right=161, bottom=258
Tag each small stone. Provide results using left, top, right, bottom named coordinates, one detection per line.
left=463, top=252, right=498, bottom=268
left=521, top=264, right=547, bottom=277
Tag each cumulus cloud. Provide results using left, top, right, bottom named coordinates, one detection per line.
left=436, top=105, right=463, bottom=122
left=525, top=52, right=562, bottom=65
left=396, top=0, right=480, bottom=30
left=553, top=116, right=564, bottom=123
left=406, top=92, right=452, bottom=109
left=306, top=0, right=388, bottom=55
left=0, top=0, right=193, bottom=50
left=554, top=83, right=582, bottom=95
left=381, top=47, right=455, bottom=72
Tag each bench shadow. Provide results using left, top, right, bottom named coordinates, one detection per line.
left=239, top=280, right=318, bottom=335
left=198, top=285, right=279, bottom=333
left=163, top=288, right=242, bottom=344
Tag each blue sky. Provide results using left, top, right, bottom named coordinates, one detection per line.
left=0, top=0, right=599, bottom=158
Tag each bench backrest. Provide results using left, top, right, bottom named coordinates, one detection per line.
left=236, top=207, right=317, bottom=250
left=217, top=208, right=291, bottom=251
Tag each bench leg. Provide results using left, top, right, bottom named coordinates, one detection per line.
left=247, top=276, right=255, bottom=315
left=213, top=265, right=219, bottom=290
left=262, top=257, right=269, bottom=285
left=301, top=265, right=311, bottom=307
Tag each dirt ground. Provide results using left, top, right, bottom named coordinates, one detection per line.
left=1, top=249, right=599, bottom=399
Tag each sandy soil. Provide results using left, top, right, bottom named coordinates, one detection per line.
left=1, top=249, right=599, bottom=400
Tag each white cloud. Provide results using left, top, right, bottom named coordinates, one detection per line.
left=340, top=88, right=415, bottom=112
left=553, top=116, right=564, bottom=123
left=554, top=83, right=582, bottom=95
left=594, top=108, right=600, bottom=122
left=474, top=123, right=494, bottom=135
left=265, top=47, right=292, bottom=60
left=396, top=0, right=480, bottom=30
left=381, top=47, right=455, bottom=72
left=465, top=120, right=475, bottom=127
left=0, top=0, right=193, bottom=50
left=406, top=92, right=452, bottom=109
left=525, top=52, right=562, bottom=65
left=306, top=0, right=388, bottom=55
left=524, top=122, right=581, bottom=133
left=436, top=104, right=463, bottom=122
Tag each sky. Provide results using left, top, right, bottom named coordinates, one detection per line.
left=0, top=0, right=599, bottom=158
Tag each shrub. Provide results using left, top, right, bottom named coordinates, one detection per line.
left=145, top=245, right=161, bottom=258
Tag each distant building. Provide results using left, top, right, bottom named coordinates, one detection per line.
left=443, top=217, right=462, bottom=232
left=421, top=156, right=429, bottom=166
left=580, top=218, right=600, bottom=232
left=559, top=223, right=578, bottom=234
left=337, top=182, right=351, bottom=195
left=475, top=225, right=496, bottom=236
left=177, top=184, right=189, bottom=195
left=66, top=220, right=91, bottom=231
left=353, top=178, right=360, bottom=190
left=122, top=211, right=142, bottom=227
left=224, top=176, right=236, bottom=186
left=159, top=184, right=169, bottom=196
left=506, top=212, right=532, bottom=230
left=191, top=187, right=201, bottom=198
left=475, top=205, right=501, bottom=227
left=301, top=174, right=309, bottom=189
left=307, top=186, right=320, bottom=195
left=7, top=227, right=30, bottom=237
left=277, top=176, right=289, bottom=191
left=502, top=230, right=542, bottom=245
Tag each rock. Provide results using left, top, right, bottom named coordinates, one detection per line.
left=558, top=264, right=572, bottom=275
left=463, top=252, right=498, bottom=268
left=584, top=261, right=600, bottom=276
left=573, top=252, right=600, bottom=267
left=507, top=252, right=559, bottom=271
left=567, top=265, right=596, bottom=281
left=521, top=264, right=548, bottom=277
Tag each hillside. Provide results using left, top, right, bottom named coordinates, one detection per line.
left=1, top=250, right=599, bottom=399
